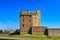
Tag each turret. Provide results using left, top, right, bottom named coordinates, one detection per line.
left=36, top=10, right=40, bottom=15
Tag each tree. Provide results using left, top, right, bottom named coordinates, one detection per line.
left=0, top=30, right=2, bottom=34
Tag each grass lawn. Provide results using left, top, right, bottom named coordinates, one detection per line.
left=0, top=34, right=60, bottom=40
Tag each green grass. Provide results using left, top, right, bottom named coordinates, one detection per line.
left=0, top=34, right=60, bottom=40
left=0, top=34, right=47, bottom=39
left=8, top=35, right=47, bottom=39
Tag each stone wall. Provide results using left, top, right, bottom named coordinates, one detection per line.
left=32, top=26, right=47, bottom=35
left=48, top=28, right=60, bottom=36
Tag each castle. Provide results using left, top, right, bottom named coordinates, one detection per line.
left=20, top=10, right=47, bottom=35
left=20, top=10, right=60, bottom=36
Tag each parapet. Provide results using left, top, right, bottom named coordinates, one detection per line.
left=20, top=10, right=40, bottom=15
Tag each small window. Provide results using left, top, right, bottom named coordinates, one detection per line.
left=34, top=17, right=36, bottom=19
left=37, top=31, right=38, bottom=32
left=29, top=16, right=31, bottom=22
left=23, top=16, right=24, bottom=17
left=23, top=19, right=24, bottom=22
left=24, top=31, right=25, bottom=32
left=29, top=20, right=31, bottom=22
left=29, top=16, right=31, bottom=18
left=34, top=31, right=35, bottom=32
left=35, top=17, right=36, bottom=19
left=23, top=24, right=24, bottom=27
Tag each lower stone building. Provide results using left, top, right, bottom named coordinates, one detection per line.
left=48, top=28, right=60, bottom=36
left=32, top=26, right=47, bottom=35
left=20, top=26, right=48, bottom=35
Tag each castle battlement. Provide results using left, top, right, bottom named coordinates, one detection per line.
left=20, top=10, right=40, bottom=15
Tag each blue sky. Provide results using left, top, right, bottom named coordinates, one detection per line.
left=0, top=0, right=60, bottom=30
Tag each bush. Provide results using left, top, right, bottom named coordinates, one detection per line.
left=0, top=30, right=2, bottom=34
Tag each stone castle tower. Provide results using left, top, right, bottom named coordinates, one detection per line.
left=32, top=10, right=41, bottom=26
left=20, top=10, right=46, bottom=35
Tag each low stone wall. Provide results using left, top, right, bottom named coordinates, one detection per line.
left=48, top=28, right=60, bottom=36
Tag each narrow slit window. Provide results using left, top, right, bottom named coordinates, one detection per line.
left=23, top=24, right=24, bottom=27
